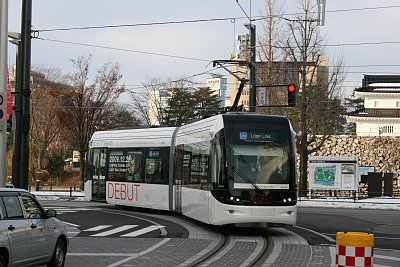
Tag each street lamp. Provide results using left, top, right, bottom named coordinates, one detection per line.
left=317, top=0, right=326, bottom=26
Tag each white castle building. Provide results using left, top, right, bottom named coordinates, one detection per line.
left=347, top=75, right=400, bottom=136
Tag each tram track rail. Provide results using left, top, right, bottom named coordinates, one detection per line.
left=191, top=234, right=229, bottom=267
left=190, top=227, right=271, bottom=267
left=102, top=206, right=275, bottom=266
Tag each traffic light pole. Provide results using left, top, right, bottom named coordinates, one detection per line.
left=11, top=36, right=23, bottom=188
left=0, top=0, right=8, bottom=188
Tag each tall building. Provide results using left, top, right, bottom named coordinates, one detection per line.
left=206, top=77, right=228, bottom=107
left=347, top=75, right=400, bottom=136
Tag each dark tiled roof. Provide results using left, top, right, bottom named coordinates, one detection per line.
left=354, top=87, right=400, bottom=93
left=348, top=108, right=400, bottom=118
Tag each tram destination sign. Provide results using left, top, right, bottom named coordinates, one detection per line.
left=239, top=131, right=278, bottom=143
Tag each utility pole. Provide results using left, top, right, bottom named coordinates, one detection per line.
left=0, top=0, right=8, bottom=188
left=245, top=23, right=256, bottom=112
left=20, top=0, right=32, bottom=190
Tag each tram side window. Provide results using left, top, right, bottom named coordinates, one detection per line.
left=108, top=150, right=127, bottom=181
left=186, top=142, right=210, bottom=189
left=144, top=148, right=163, bottom=184
left=211, top=139, right=226, bottom=189
left=127, top=150, right=143, bottom=182
left=182, top=151, right=192, bottom=185
left=93, top=148, right=107, bottom=179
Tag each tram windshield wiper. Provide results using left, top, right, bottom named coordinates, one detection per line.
left=232, top=166, right=265, bottom=195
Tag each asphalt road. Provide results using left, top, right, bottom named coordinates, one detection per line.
left=38, top=200, right=400, bottom=266
left=297, top=206, right=400, bottom=250
left=41, top=201, right=190, bottom=239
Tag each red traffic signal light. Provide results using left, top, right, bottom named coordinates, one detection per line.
left=287, top=84, right=296, bottom=107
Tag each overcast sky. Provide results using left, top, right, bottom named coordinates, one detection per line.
left=7, top=0, right=400, bottom=100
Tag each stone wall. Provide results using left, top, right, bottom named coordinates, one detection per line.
left=307, top=135, right=400, bottom=193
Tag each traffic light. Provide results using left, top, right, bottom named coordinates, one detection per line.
left=287, top=84, right=296, bottom=107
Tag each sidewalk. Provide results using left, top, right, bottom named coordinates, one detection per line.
left=298, top=196, right=400, bottom=210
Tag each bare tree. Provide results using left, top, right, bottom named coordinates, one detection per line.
left=282, top=0, right=347, bottom=195
left=257, top=0, right=290, bottom=115
left=30, top=66, right=66, bottom=172
left=55, top=55, right=125, bottom=188
left=98, top=104, right=141, bottom=130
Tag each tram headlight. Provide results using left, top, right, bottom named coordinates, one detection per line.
left=283, top=199, right=287, bottom=203
left=236, top=198, right=240, bottom=202
left=230, top=197, right=234, bottom=201
left=288, top=198, right=292, bottom=202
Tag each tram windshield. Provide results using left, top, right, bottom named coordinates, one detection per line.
left=228, top=128, right=292, bottom=190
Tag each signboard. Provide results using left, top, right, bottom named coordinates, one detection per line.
left=238, top=131, right=279, bottom=143
left=72, top=150, right=80, bottom=162
left=258, top=87, right=266, bottom=105
left=357, top=166, right=375, bottom=182
left=308, top=156, right=358, bottom=190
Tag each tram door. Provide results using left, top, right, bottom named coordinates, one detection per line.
left=174, top=148, right=183, bottom=212
left=174, top=178, right=182, bottom=212
left=174, top=147, right=190, bottom=213
left=91, top=148, right=107, bottom=201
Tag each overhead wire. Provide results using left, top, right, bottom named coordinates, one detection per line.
left=35, top=37, right=211, bottom=62
left=34, top=5, right=400, bottom=33
left=31, top=3, right=400, bottom=69
left=35, top=37, right=400, bottom=68
left=29, top=3, right=400, bottom=97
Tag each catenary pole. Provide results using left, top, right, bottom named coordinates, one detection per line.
left=0, top=0, right=8, bottom=188
left=20, top=0, right=32, bottom=190
left=245, top=23, right=256, bottom=112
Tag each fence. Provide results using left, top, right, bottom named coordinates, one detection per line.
left=28, top=183, right=83, bottom=199
left=299, top=188, right=400, bottom=203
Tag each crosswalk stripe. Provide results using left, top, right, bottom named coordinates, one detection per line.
left=90, top=225, right=138, bottom=237
left=84, top=225, right=112, bottom=232
left=375, top=254, right=400, bottom=261
left=121, top=225, right=165, bottom=237
left=43, top=207, right=92, bottom=214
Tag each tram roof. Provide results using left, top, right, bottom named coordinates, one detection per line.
left=90, top=127, right=177, bottom=148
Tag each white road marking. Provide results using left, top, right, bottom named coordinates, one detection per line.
left=100, top=209, right=168, bottom=236
left=375, top=254, right=400, bottom=261
left=61, top=221, right=81, bottom=228
left=90, top=225, right=138, bottom=237
left=83, top=225, right=112, bottom=232
left=106, top=238, right=171, bottom=267
left=296, top=226, right=336, bottom=243
left=121, top=225, right=165, bottom=237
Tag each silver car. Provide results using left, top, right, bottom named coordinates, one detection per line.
left=0, top=188, right=68, bottom=267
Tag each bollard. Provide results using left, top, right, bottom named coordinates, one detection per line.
left=336, top=232, right=374, bottom=267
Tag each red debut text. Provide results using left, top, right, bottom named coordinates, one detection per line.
left=107, top=182, right=140, bottom=201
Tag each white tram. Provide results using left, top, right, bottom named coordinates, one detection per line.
left=86, top=113, right=298, bottom=225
